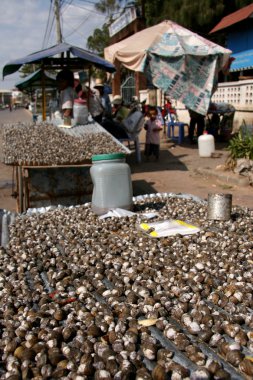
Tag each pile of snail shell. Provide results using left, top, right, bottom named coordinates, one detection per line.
left=2, top=122, right=126, bottom=166
left=0, top=194, right=253, bottom=379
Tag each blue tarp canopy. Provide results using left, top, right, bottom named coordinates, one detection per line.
left=3, top=42, right=116, bottom=78
left=230, top=49, right=253, bottom=72
left=15, top=69, right=56, bottom=91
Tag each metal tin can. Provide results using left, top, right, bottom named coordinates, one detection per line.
left=207, top=193, right=232, bottom=220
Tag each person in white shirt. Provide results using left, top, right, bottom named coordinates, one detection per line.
left=144, top=106, right=163, bottom=160
left=56, top=69, right=75, bottom=125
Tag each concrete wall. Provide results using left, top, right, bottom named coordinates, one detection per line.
left=138, top=82, right=253, bottom=133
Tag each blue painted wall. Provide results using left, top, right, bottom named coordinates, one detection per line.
left=227, top=22, right=253, bottom=53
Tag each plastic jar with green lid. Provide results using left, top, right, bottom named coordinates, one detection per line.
left=90, top=153, right=133, bottom=215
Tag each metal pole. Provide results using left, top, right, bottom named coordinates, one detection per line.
left=54, top=0, right=62, bottom=44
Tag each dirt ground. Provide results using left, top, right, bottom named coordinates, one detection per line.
left=0, top=108, right=252, bottom=212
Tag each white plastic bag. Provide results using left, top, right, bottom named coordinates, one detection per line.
left=89, top=94, right=103, bottom=118
left=139, top=219, right=200, bottom=237
left=99, top=208, right=158, bottom=220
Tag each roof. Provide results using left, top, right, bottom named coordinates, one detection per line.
left=210, top=3, right=253, bottom=34
left=15, top=69, right=56, bottom=91
left=230, top=48, right=253, bottom=72
left=3, top=42, right=116, bottom=78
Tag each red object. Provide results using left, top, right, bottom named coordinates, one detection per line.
left=164, top=100, right=176, bottom=114
left=49, top=290, right=77, bottom=305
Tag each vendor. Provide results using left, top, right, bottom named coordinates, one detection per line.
left=93, top=79, right=112, bottom=123
left=56, top=69, right=75, bottom=125
left=101, top=95, right=130, bottom=139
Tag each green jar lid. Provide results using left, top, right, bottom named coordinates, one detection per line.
left=92, top=153, right=126, bottom=162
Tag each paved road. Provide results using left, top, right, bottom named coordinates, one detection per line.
left=130, top=130, right=253, bottom=210
left=0, top=108, right=32, bottom=125
left=0, top=109, right=252, bottom=211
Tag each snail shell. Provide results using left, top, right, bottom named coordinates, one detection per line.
left=62, top=326, right=76, bottom=341
left=218, top=342, right=229, bottom=356
left=234, top=330, right=248, bottom=346
left=77, top=356, right=94, bottom=376
left=152, top=364, right=167, bottom=380
left=239, top=358, right=253, bottom=376
left=190, top=367, right=211, bottom=379
left=14, top=346, right=25, bottom=360
left=87, top=324, right=102, bottom=337
left=205, top=359, right=221, bottom=374
left=51, top=367, right=68, bottom=378
left=173, top=333, right=190, bottom=351
left=48, top=347, right=64, bottom=366
left=112, top=339, right=124, bottom=353
left=222, top=322, right=240, bottom=338
left=157, top=348, right=174, bottom=361
left=136, top=366, right=152, bottom=379
left=225, top=350, right=244, bottom=367
left=198, top=329, right=213, bottom=342
left=105, top=357, right=119, bottom=376
left=94, top=369, right=112, bottom=380
left=35, top=351, right=47, bottom=367
left=41, top=364, right=53, bottom=378
left=141, top=342, right=157, bottom=360
left=53, top=309, right=65, bottom=321
left=213, top=368, right=230, bottom=379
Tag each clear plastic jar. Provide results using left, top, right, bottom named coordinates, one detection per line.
left=90, top=153, right=133, bottom=215
left=73, top=99, right=88, bottom=125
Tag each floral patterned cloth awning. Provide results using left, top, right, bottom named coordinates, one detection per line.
left=105, top=21, right=231, bottom=115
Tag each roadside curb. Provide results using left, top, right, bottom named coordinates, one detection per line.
left=196, top=167, right=250, bottom=187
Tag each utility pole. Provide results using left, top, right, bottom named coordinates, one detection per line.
left=54, top=0, right=62, bottom=44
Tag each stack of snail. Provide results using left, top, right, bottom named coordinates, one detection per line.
left=0, top=194, right=253, bottom=379
left=2, top=122, right=127, bottom=166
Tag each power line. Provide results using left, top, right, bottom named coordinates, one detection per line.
left=69, top=1, right=109, bottom=15
left=63, top=14, right=90, bottom=39
left=42, top=0, right=54, bottom=48
left=42, top=0, right=108, bottom=48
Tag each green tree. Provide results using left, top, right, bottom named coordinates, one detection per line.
left=88, top=0, right=253, bottom=55
left=87, top=24, right=110, bottom=54
left=94, top=0, right=121, bottom=16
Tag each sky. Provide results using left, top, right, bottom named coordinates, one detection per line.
left=0, top=0, right=108, bottom=90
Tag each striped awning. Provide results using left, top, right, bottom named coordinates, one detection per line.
left=230, top=49, right=253, bottom=72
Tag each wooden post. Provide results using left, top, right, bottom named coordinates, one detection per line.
left=18, top=166, right=23, bottom=213
left=112, top=60, right=121, bottom=96
left=42, top=66, right=46, bottom=121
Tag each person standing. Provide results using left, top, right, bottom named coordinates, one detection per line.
left=188, top=109, right=205, bottom=144
left=93, top=79, right=112, bottom=123
left=144, top=107, right=163, bottom=160
left=56, top=69, right=75, bottom=125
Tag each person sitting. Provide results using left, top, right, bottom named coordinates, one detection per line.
left=93, top=78, right=112, bottom=123
left=101, top=95, right=130, bottom=139
left=164, top=98, right=176, bottom=114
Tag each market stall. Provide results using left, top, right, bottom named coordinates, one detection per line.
left=1, top=43, right=125, bottom=212
left=3, top=42, right=116, bottom=120
left=2, top=122, right=130, bottom=212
